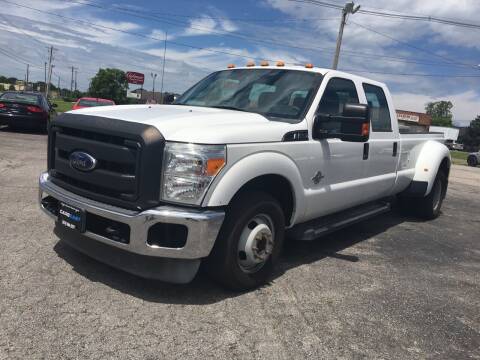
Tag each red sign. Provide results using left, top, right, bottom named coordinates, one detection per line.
left=126, top=71, right=144, bottom=85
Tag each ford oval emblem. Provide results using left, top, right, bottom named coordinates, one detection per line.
left=69, top=151, right=97, bottom=172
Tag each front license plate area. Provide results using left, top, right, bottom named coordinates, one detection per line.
left=58, top=202, right=85, bottom=232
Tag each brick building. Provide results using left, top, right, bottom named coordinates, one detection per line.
left=396, top=110, right=432, bottom=133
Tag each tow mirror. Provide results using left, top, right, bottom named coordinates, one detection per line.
left=313, top=103, right=370, bottom=142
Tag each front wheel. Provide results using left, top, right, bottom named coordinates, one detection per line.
left=205, top=191, right=285, bottom=291
left=467, top=155, right=478, bottom=167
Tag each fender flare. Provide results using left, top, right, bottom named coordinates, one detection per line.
left=410, top=140, right=451, bottom=196
left=202, top=151, right=306, bottom=225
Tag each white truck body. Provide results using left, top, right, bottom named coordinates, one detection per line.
left=39, top=65, right=450, bottom=287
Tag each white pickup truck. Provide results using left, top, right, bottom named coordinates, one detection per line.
left=39, top=64, right=450, bottom=290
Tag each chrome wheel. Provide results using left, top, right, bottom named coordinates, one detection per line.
left=237, top=214, right=275, bottom=274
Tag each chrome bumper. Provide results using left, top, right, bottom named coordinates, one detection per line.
left=39, top=172, right=225, bottom=259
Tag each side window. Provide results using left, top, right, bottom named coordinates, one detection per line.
left=362, top=83, right=392, bottom=132
left=317, top=77, right=359, bottom=115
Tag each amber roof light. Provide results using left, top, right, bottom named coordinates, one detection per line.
left=260, top=61, right=269, bottom=66
left=276, top=61, right=285, bottom=67
left=227, top=64, right=235, bottom=68
left=305, top=63, right=314, bottom=69
left=246, top=61, right=255, bottom=67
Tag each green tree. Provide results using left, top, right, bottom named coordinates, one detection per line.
left=0, top=76, right=8, bottom=83
left=0, top=84, right=4, bottom=91
left=7, top=77, right=17, bottom=84
left=8, top=84, right=15, bottom=91
left=425, top=101, right=453, bottom=127
left=460, top=116, right=480, bottom=150
left=88, top=68, right=128, bottom=104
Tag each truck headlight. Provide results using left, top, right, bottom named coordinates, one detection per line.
left=161, top=142, right=226, bottom=205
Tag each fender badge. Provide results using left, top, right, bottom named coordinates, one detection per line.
left=312, top=171, right=324, bottom=184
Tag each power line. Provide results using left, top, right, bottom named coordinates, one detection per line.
left=289, top=0, right=480, bottom=30
left=52, top=0, right=480, bottom=68
left=0, top=48, right=43, bottom=68
left=1, top=0, right=306, bottom=65
left=288, top=0, right=479, bottom=69
left=349, top=20, right=479, bottom=69
left=2, top=0, right=479, bottom=80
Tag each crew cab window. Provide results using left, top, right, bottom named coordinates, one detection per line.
left=317, top=77, right=359, bottom=115
left=362, top=83, right=392, bottom=132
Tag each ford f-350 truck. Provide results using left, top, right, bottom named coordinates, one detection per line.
left=39, top=64, right=450, bottom=290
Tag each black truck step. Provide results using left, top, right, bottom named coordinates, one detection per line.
left=288, top=201, right=391, bottom=241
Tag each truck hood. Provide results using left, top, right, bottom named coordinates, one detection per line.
left=69, top=105, right=304, bottom=144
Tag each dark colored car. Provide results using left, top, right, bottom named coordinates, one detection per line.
left=0, top=92, right=57, bottom=131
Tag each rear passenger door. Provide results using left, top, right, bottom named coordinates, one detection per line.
left=362, top=83, right=399, bottom=198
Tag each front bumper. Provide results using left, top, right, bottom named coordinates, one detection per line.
left=39, top=172, right=225, bottom=260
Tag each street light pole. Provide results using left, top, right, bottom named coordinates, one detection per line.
left=332, top=2, right=360, bottom=70
left=159, top=30, right=168, bottom=104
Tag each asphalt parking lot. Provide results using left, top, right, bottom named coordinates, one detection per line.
left=0, top=129, right=479, bottom=359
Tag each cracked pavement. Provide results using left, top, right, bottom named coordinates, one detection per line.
left=0, top=129, right=479, bottom=359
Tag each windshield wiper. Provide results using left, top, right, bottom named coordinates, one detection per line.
left=209, top=105, right=249, bottom=112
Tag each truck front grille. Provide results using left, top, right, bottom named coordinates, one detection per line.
left=48, top=114, right=164, bottom=210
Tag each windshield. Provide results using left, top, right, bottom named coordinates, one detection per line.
left=0, top=93, right=40, bottom=105
left=175, top=69, right=323, bottom=122
left=78, top=99, right=114, bottom=107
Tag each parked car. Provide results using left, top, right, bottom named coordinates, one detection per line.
left=451, top=142, right=464, bottom=151
left=71, top=97, right=115, bottom=110
left=0, top=91, right=56, bottom=131
left=39, top=64, right=451, bottom=290
left=467, top=152, right=479, bottom=167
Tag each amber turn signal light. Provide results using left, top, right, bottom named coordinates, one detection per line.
left=206, top=158, right=226, bottom=176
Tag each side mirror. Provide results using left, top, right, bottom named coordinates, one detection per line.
left=313, top=103, right=370, bottom=142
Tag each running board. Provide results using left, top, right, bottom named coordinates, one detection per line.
left=288, top=201, right=391, bottom=241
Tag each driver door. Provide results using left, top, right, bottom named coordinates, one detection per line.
left=305, top=77, right=370, bottom=219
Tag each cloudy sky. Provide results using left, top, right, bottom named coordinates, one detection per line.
left=0, top=0, right=479, bottom=125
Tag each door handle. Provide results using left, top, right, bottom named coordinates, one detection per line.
left=393, top=142, right=398, bottom=157
left=363, top=143, right=369, bottom=160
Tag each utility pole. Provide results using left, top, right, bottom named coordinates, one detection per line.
left=25, top=64, right=29, bottom=91
left=151, top=73, right=157, bottom=103
left=70, top=66, right=75, bottom=93
left=44, top=62, right=47, bottom=95
left=57, top=75, right=61, bottom=97
left=74, top=69, right=78, bottom=92
left=159, top=30, right=168, bottom=104
left=332, top=2, right=360, bottom=70
left=46, top=46, right=57, bottom=98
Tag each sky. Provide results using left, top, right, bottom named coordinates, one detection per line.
left=0, top=0, right=479, bottom=125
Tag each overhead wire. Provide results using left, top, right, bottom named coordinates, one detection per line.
left=1, top=0, right=479, bottom=79
left=63, top=0, right=479, bottom=69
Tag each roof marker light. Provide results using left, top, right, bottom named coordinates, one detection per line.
left=260, top=61, right=269, bottom=66
left=305, top=63, right=314, bottom=69
left=227, top=64, right=235, bottom=68
left=246, top=61, right=255, bottom=67
left=276, top=61, right=285, bottom=67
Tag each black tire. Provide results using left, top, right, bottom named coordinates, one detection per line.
left=405, top=171, right=448, bottom=220
left=467, top=155, right=478, bottom=167
left=205, top=191, right=285, bottom=291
